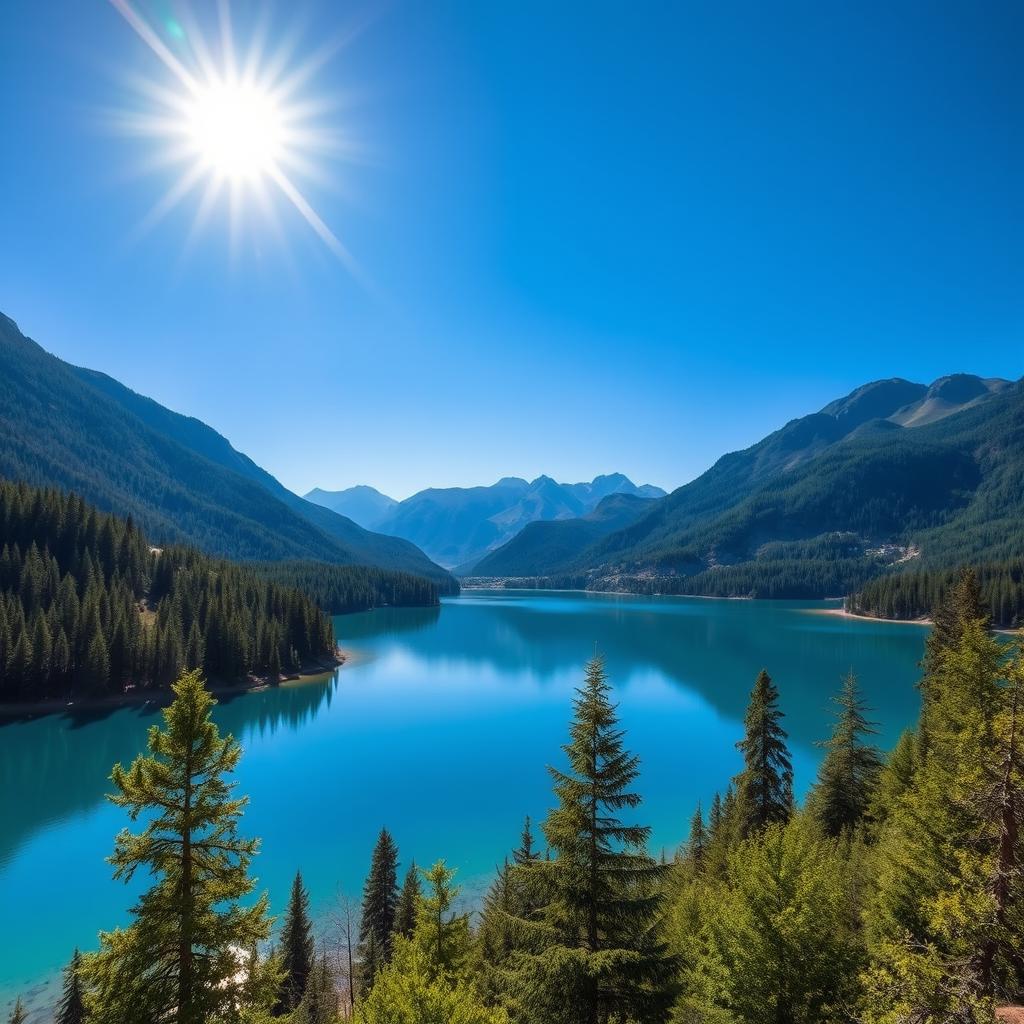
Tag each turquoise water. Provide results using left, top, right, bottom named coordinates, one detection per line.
left=0, top=591, right=928, bottom=1014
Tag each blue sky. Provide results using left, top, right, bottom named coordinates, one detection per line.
left=1, top=1, right=1020, bottom=500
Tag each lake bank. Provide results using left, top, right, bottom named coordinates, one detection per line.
left=0, top=653, right=346, bottom=721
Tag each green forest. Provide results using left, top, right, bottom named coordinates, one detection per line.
left=0, top=480, right=440, bottom=703
left=254, top=561, right=440, bottom=615
left=19, top=569, right=1024, bottom=1024
left=850, top=558, right=1024, bottom=629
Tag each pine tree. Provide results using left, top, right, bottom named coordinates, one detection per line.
left=56, top=948, right=87, bottom=1024
left=809, top=671, right=882, bottom=836
left=735, top=669, right=792, bottom=836
left=6, top=998, right=26, bottom=1024
left=415, top=860, right=471, bottom=980
left=686, top=803, right=707, bottom=870
left=358, top=827, right=399, bottom=992
left=82, top=669, right=270, bottom=1024
left=513, top=815, right=541, bottom=865
left=394, top=861, right=420, bottom=940
left=507, top=656, right=675, bottom=1024
left=278, top=870, right=316, bottom=1013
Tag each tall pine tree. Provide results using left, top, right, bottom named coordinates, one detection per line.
left=358, top=827, right=399, bottom=992
left=506, top=656, right=675, bottom=1024
left=83, top=670, right=270, bottom=1024
left=394, top=861, right=420, bottom=940
left=277, top=870, right=315, bottom=1013
left=734, top=669, right=792, bottom=836
left=809, top=671, right=883, bottom=836
left=56, top=948, right=87, bottom=1024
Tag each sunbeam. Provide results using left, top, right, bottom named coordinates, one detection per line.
left=107, top=0, right=356, bottom=264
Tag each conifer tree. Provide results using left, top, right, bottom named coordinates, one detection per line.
left=358, top=828, right=399, bottom=992
left=6, top=998, right=26, bottom=1024
left=734, top=669, right=792, bottom=836
left=809, top=671, right=882, bottom=836
left=394, top=861, right=420, bottom=940
left=686, top=803, right=707, bottom=870
left=278, top=870, right=316, bottom=1013
left=513, top=815, right=541, bottom=865
left=507, top=656, right=675, bottom=1024
left=82, top=670, right=270, bottom=1024
left=415, top=860, right=471, bottom=980
left=56, top=948, right=87, bottom=1024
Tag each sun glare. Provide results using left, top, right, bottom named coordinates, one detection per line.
left=185, top=81, right=284, bottom=182
left=108, top=0, right=355, bottom=264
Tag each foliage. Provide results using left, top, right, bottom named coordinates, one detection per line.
left=851, top=559, right=1024, bottom=628
left=254, top=561, right=442, bottom=614
left=734, top=669, right=793, bottom=836
left=359, top=829, right=400, bottom=992
left=82, top=670, right=271, bottom=1024
left=0, top=479, right=336, bottom=701
left=56, top=948, right=87, bottom=1024
left=501, top=656, right=676, bottom=1024
left=278, top=871, right=316, bottom=1013
left=808, top=671, right=883, bottom=836
left=356, top=937, right=506, bottom=1024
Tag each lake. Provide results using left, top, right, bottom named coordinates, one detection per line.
left=0, top=591, right=928, bottom=1014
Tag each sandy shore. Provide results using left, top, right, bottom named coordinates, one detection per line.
left=805, top=606, right=933, bottom=626
left=0, top=653, right=346, bottom=721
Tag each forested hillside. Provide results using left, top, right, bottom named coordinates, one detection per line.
left=254, top=561, right=441, bottom=614
left=850, top=556, right=1024, bottom=627
left=479, top=375, right=1024, bottom=599
left=0, top=479, right=341, bottom=702
left=0, top=313, right=456, bottom=590
left=471, top=492, right=655, bottom=576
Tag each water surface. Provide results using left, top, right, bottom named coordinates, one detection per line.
left=0, top=591, right=927, bottom=1013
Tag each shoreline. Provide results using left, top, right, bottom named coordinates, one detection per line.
left=0, top=653, right=346, bottom=722
left=807, top=606, right=933, bottom=627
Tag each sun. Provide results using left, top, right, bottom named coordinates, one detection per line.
left=108, top=0, right=355, bottom=264
left=185, top=80, right=284, bottom=182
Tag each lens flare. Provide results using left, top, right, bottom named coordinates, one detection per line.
left=107, top=0, right=358, bottom=267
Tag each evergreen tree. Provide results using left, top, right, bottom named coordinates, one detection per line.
left=57, top=948, right=87, bottom=1024
left=690, top=818, right=860, bottom=1024
left=513, top=815, right=541, bottom=865
left=415, top=860, right=471, bottom=980
left=356, top=936, right=505, bottom=1024
left=358, top=828, right=399, bottom=992
left=82, top=670, right=271, bottom=1024
left=734, top=669, right=793, bottom=836
left=809, top=671, right=883, bottom=836
left=685, top=803, right=707, bottom=870
left=507, top=656, right=675, bottom=1024
left=6, top=998, right=26, bottom=1024
left=394, top=861, right=420, bottom=940
left=278, top=870, right=316, bottom=1013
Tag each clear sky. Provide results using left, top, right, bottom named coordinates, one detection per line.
left=1, top=1, right=1020, bottom=500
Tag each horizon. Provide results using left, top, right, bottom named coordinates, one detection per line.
left=2, top=1, right=1020, bottom=499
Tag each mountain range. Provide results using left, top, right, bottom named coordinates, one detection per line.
left=304, top=474, right=667, bottom=569
left=0, top=312, right=456, bottom=590
left=469, top=373, right=1024, bottom=597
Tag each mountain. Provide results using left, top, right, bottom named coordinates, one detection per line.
left=352, top=473, right=667, bottom=569
left=304, top=485, right=398, bottom=529
left=480, top=374, right=1021, bottom=598
left=0, top=312, right=456, bottom=590
left=471, top=492, right=658, bottom=577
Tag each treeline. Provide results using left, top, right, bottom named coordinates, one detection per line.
left=0, top=480, right=336, bottom=702
left=849, top=557, right=1024, bottom=627
left=253, top=561, right=443, bottom=614
left=22, top=568, right=1024, bottom=1024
